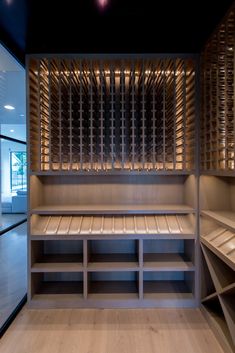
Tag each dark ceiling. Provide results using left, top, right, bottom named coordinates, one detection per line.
left=0, top=0, right=234, bottom=64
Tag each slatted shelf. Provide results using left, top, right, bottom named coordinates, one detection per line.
left=201, top=211, right=235, bottom=232
left=31, top=214, right=194, bottom=237
left=201, top=224, right=235, bottom=271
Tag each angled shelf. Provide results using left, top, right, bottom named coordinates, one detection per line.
left=201, top=211, right=235, bottom=232
left=30, top=214, right=195, bottom=237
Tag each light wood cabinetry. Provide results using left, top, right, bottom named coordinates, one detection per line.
left=200, top=5, right=235, bottom=352
left=27, top=56, right=198, bottom=309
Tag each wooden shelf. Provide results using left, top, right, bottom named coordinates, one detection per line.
left=201, top=211, right=235, bottom=232
left=31, top=214, right=194, bottom=237
left=36, top=281, right=83, bottom=295
left=201, top=292, right=218, bottom=303
left=201, top=227, right=235, bottom=271
left=143, top=253, right=194, bottom=271
left=31, top=253, right=83, bottom=273
left=30, top=170, right=194, bottom=176
left=143, top=281, right=194, bottom=300
left=88, top=254, right=139, bottom=271
left=88, top=281, right=139, bottom=300
left=32, top=204, right=195, bottom=215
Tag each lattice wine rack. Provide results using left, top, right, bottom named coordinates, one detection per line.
left=201, top=8, right=235, bottom=173
left=28, top=57, right=196, bottom=173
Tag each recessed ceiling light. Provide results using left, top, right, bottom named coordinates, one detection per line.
left=4, top=105, right=15, bottom=110
left=10, top=129, right=14, bottom=132
left=20, top=114, right=24, bottom=117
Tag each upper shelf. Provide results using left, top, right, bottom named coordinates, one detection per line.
left=29, top=170, right=194, bottom=176
left=201, top=211, right=235, bottom=232
left=32, top=204, right=195, bottom=215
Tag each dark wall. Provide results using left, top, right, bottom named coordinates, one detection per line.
left=0, top=0, right=234, bottom=64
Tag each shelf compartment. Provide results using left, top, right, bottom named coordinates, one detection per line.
left=201, top=247, right=217, bottom=299
left=143, top=271, right=194, bottom=300
left=31, top=272, right=84, bottom=297
left=31, top=214, right=194, bottom=237
left=143, top=239, right=194, bottom=271
left=88, top=271, right=139, bottom=300
left=201, top=220, right=235, bottom=271
left=31, top=240, right=83, bottom=272
left=201, top=244, right=235, bottom=292
left=29, top=175, right=196, bottom=215
left=220, top=287, right=235, bottom=346
left=201, top=296, right=235, bottom=353
left=87, top=240, right=139, bottom=270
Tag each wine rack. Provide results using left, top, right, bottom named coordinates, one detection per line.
left=27, top=55, right=198, bottom=310
left=201, top=7, right=235, bottom=174
left=28, top=57, right=196, bottom=173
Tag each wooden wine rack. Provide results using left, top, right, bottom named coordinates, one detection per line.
left=201, top=7, right=235, bottom=174
left=27, top=55, right=198, bottom=309
left=28, top=56, right=196, bottom=173
left=200, top=5, right=235, bottom=351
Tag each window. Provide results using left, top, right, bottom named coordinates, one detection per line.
left=10, top=151, right=27, bottom=192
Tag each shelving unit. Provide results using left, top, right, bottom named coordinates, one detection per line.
left=27, top=55, right=198, bottom=309
left=200, top=5, right=235, bottom=352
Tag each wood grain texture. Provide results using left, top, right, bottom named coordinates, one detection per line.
left=0, top=308, right=224, bottom=353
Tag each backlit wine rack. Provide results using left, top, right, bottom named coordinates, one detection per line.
left=200, top=5, right=235, bottom=352
left=28, top=57, right=196, bottom=173
left=201, top=7, right=235, bottom=173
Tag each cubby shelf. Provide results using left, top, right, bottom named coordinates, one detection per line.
left=143, top=253, right=194, bottom=271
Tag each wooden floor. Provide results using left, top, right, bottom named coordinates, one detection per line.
left=0, top=223, right=27, bottom=328
left=0, top=308, right=224, bottom=353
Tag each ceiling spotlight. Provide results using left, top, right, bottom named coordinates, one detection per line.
left=4, top=105, right=15, bottom=110
left=97, top=0, right=108, bottom=9
left=20, top=114, right=25, bottom=117
left=10, top=129, right=14, bottom=133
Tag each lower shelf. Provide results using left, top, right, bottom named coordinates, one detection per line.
left=144, top=280, right=193, bottom=300
left=38, top=281, right=83, bottom=295
left=88, top=281, right=139, bottom=300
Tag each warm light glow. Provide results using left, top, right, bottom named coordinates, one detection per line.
left=4, top=105, right=15, bottom=110
left=97, top=0, right=108, bottom=8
